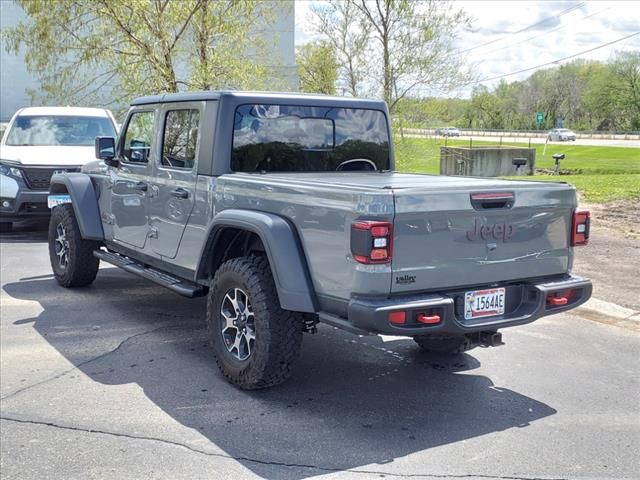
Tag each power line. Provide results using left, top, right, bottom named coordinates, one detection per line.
left=457, top=2, right=586, bottom=55
left=463, top=31, right=640, bottom=87
left=479, top=6, right=611, bottom=57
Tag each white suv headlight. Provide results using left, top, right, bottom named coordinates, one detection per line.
left=0, top=163, right=23, bottom=179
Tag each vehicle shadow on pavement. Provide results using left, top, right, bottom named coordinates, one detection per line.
left=0, top=221, right=48, bottom=244
left=3, top=269, right=557, bottom=479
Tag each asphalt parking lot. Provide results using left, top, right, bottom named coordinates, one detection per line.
left=1, top=222, right=639, bottom=480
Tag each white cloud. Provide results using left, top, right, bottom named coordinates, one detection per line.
left=295, top=0, right=640, bottom=98
left=294, top=0, right=319, bottom=46
left=450, top=0, right=640, bottom=96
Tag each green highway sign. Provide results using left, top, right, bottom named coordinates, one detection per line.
left=536, top=112, right=545, bottom=125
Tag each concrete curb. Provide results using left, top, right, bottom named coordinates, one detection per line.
left=577, top=297, right=639, bottom=321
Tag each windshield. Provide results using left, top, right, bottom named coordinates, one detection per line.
left=232, top=104, right=390, bottom=172
left=6, top=115, right=116, bottom=146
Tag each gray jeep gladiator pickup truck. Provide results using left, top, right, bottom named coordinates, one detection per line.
left=47, top=91, right=592, bottom=389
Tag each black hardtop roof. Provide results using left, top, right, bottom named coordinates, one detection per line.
left=130, top=91, right=387, bottom=110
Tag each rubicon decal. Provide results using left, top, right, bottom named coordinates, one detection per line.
left=466, top=219, right=514, bottom=242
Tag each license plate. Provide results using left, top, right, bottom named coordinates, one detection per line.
left=47, top=194, right=72, bottom=208
left=464, top=288, right=505, bottom=320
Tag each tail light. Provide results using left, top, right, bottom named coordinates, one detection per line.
left=571, top=209, right=590, bottom=246
left=351, top=220, right=393, bottom=264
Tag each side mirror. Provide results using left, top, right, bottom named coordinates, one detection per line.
left=95, top=136, right=119, bottom=167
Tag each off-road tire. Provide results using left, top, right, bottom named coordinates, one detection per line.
left=48, top=204, right=100, bottom=287
left=413, top=335, right=471, bottom=354
left=207, top=256, right=303, bottom=390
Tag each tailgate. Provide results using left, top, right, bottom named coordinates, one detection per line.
left=391, top=185, right=576, bottom=294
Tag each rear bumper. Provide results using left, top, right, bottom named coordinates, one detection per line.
left=346, top=274, right=592, bottom=336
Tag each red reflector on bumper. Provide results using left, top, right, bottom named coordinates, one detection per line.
left=388, top=311, right=406, bottom=325
left=547, top=296, right=568, bottom=306
left=417, top=313, right=441, bottom=324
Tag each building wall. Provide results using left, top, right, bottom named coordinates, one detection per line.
left=0, top=1, right=298, bottom=122
left=0, top=2, right=41, bottom=122
left=260, top=1, right=298, bottom=91
left=440, top=147, right=536, bottom=177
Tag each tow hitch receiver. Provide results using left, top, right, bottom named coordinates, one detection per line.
left=463, top=331, right=504, bottom=350
left=449, top=332, right=505, bottom=352
left=479, top=331, right=504, bottom=347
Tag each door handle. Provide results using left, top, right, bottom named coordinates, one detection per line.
left=170, top=188, right=189, bottom=199
left=134, top=182, right=147, bottom=191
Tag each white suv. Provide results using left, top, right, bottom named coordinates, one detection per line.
left=436, top=127, right=461, bottom=137
left=0, top=106, right=117, bottom=231
left=548, top=128, right=576, bottom=142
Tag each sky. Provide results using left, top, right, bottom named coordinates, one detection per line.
left=294, top=0, right=640, bottom=98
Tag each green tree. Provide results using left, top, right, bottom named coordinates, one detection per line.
left=611, top=51, right=640, bottom=130
left=582, top=62, right=621, bottom=130
left=469, top=86, right=503, bottom=129
left=3, top=0, right=273, bottom=108
left=493, top=80, right=526, bottom=130
left=392, top=96, right=468, bottom=128
left=312, top=0, right=472, bottom=113
left=296, top=41, right=338, bottom=95
left=311, top=1, right=371, bottom=97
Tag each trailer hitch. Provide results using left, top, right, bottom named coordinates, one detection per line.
left=479, top=331, right=504, bottom=347
left=465, top=331, right=504, bottom=349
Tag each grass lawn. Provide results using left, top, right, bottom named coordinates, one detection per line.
left=394, top=136, right=640, bottom=202
left=516, top=174, right=640, bottom=203
left=394, top=137, right=441, bottom=173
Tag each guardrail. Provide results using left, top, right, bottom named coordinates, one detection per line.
left=403, top=128, right=640, bottom=141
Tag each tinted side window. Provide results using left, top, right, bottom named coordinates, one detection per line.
left=161, top=109, right=200, bottom=169
left=123, top=111, right=155, bottom=163
left=232, top=104, right=390, bottom=173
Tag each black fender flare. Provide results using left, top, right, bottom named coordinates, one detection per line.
left=49, top=173, right=104, bottom=241
left=196, top=209, right=317, bottom=313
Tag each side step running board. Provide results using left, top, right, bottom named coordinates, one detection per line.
left=94, top=250, right=205, bottom=298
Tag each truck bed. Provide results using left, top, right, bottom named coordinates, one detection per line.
left=230, top=171, right=572, bottom=192
left=220, top=171, right=577, bottom=307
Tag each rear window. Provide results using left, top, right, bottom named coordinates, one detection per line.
left=6, top=115, right=116, bottom=146
left=232, top=104, right=390, bottom=172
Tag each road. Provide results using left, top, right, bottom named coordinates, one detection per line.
left=1, top=223, right=639, bottom=480
left=457, top=135, right=640, bottom=148
left=407, top=131, right=640, bottom=148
